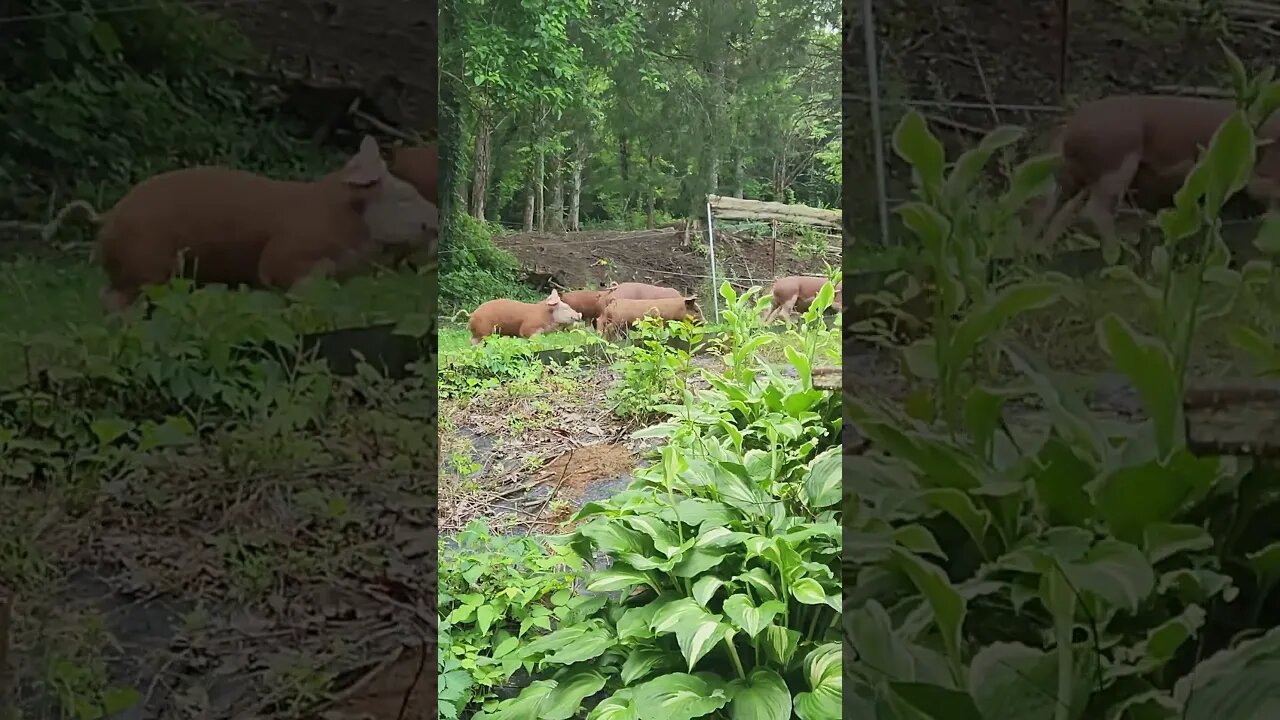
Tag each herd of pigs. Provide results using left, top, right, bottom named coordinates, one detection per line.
left=467, top=275, right=843, bottom=344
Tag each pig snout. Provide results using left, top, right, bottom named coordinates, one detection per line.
left=552, top=302, right=583, bottom=326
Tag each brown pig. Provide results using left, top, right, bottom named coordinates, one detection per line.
left=604, top=281, right=684, bottom=301
left=388, top=143, right=438, bottom=203
left=95, top=135, right=436, bottom=313
left=559, top=289, right=612, bottom=321
left=469, top=289, right=583, bottom=343
left=763, top=276, right=842, bottom=322
left=1031, top=94, right=1280, bottom=253
left=596, top=295, right=702, bottom=339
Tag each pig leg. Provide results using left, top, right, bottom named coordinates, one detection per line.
left=774, top=295, right=799, bottom=323
left=1079, top=152, right=1140, bottom=264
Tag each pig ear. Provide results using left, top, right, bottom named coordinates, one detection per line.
left=683, top=294, right=697, bottom=301
left=546, top=289, right=561, bottom=304
left=342, top=136, right=388, bottom=187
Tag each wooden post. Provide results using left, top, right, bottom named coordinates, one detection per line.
left=0, top=594, right=12, bottom=720
left=1058, top=0, right=1070, bottom=100
left=1185, top=380, right=1280, bottom=458
left=770, top=220, right=778, bottom=276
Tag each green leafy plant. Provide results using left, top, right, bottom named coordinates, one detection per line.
left=845, top=49, right=1280, bottom=719
left=606, top=317, right=703, bottom=421
left=439, top=520, right=583, bottom=718
left=477, top=348, right=842, bottom=719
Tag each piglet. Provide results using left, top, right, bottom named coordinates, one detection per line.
left=388, top=143, right=439, bottom=202
left=559, top=289, right=612, bottom=322
left=96, top=135, right=436, bottom=313
left=596, top=295, right=701, bottom=339
left=764, top=276, right=841, bottom=322
left=469, top=289, right=583, bottom=343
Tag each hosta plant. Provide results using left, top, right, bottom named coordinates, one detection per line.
left=476, top=353, right=843, bottom=719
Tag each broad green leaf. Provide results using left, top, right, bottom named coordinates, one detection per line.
left=1254, top=212, right=1280, bottom=254
left=692, top=577, right=726, bottom=608
left=735, top=568, right=780, bottom=600
left=1204, top=111, right=1255, bottom=212
left=792, top=578, right=837, bottom=610
left=963, top=385, right=1009, bottom=459
left=761, top=625, right=801, bottom=666
left=588, top=567, right=655, bottom=593
left=802, top=447, right=841, bottom=509
left=673, top=547, right=731, bottom=578
left=667, top=498, right=737, bottom=529
left=727, top=668, right=792, bottom=720
left=968, top=642, right=1094, bottom=720
left=1143, top=523, right=1214, bottom=564
left=1032, top=437, right=1096, bottom=526
left=580, top=519, right=651, bottom=556
left=949, top=281, right=1062, bottom=369
left=1096, top=314, right=1181, bottom=459
left=896, top=202, right=952, bottom=254
left=622, top=648, right=669, bottom=686
left=474, top=680, right=556, bottom=719
left=917, top=488, right=991, bottom=553
left=723, top=594, right=785, bottom=638
left=846, top=600, right=914, bottom=680
left=1143, top=604, right=1206, bottom=671
left=890, top=548, right=966, bottom=677
left=631, top=672, right=730, bottom=720
left=542, top=667, right=609, bottom=720
left=1246, top=541, right=1280, bottom=592
left=1005, top=152, right=1059, bottom=209
left=1174, top=625, right=1280, bottom=719
left=1062, top=539, right=1155, bottom=614
left=651, top=599, right=711, bottom=635
left=588, top=689, right=639, bottom=720
left=893, top=111, right=947, bottom=196
left=625, top=516, right=682, bottom=557
left=617, top=603, right=661, bottom=641
left=674, top=617, right=730, bottom=671
left=1092, top=452, right=1221, bottom=543
left=888, top=683, right=983, bottom=720
left=794, top=644, right=842, bottom=720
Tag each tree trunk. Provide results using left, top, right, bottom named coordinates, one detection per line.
left=733, top=150, right=745, bottom=198
left=523, top=162, right=536, bottom=232
left=646, top=153, right=657, bottom=229
left=470, top=112, right=492, bottom=219
left=619, top=133, right=631, bottom=209
left=535, top=151, right=546, bottom=232
left=569, top=153, right=583, bottom=231
left=550, top=153, right=565, bottom=231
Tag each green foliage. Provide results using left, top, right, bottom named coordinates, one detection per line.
left=476, top=346, right=843, bottom=719
left=606, top=317, right=703, bottom=420
left=439, top=520, right=584, bottom=718
left=846, top=52, right=1280, bottom=718
left=439, top=328, right=601, bottom=399
left=0, top=0, right=335, bottom=220
left=440, top=213, right=541, bottom=312
left=445, top=0, right=839, bottom=227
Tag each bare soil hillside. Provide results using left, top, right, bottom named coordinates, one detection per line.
left=495, top=227, right=840, bottom=295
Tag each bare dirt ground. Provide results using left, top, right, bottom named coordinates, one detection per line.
left=439, top=364, right=652, bottom=535
left=211, top=0, right=437, bottom=137
left=494, top=227, right=839, bottom=295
